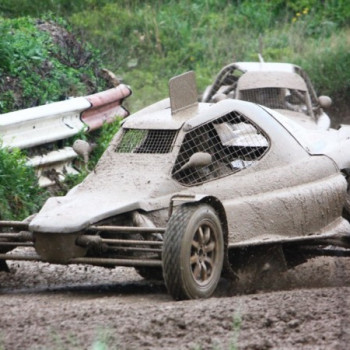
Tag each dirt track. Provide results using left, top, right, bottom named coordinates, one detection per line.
left=1, top=254, right=350, bottom=350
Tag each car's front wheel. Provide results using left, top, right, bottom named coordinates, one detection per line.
left=162, top=204, right=224, bottom=300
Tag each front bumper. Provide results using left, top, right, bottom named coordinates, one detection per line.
left=0, top=221, right=165, bottom=267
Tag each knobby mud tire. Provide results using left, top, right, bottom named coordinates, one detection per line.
left=162, top=204, right=224, bottom=300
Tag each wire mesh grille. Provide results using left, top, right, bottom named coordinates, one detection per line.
left=116, top=129, right=177, bottom=153
left=239, top=88, right=309, bottom=115
left=172, top=111, right=269, bottom=186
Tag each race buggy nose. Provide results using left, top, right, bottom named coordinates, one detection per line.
left=34, top=231, right=87, bottom=264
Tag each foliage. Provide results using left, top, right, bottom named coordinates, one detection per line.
left=66, top=0, right=350, bottom=111
left=1, top=0, right=349, bottom=110
left=287, top=29, right=350, bottom=99
left=0, top=145, right=48, bottom=220
left=0, top=16, right=107, bottom=113
left=89, top=119, right=122, bottom=165
left=229, top=312, right=242, bottom=350
left=0, top=0, right=106, bottom=18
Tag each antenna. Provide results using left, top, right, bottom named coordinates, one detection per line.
left=258, top=35, right=265, bottom=63
left=258, top=53, right=265, bottom=63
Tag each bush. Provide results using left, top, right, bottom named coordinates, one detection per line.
left=0, top=145, right=48, bottom=220
left=0, top=17, right=108, bottom=113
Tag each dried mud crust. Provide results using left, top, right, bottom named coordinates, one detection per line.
left=1, top=255, right=350, bottom=349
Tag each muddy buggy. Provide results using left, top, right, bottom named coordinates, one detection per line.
left=1, top=72, right=350, bottom=300
left=202, top=60, right=333, bottom=130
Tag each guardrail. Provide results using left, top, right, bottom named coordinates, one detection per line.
left=26, top=147, right=79, bottom=188
left=82, top=84, right=131, bottom=130
left=0, top=97, right=89, bottom=149
left=0, top=84, right=132, bottom=187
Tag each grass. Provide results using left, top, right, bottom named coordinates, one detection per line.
left=0, top=144, right=49, bottom=220
left=16, top=327, right=119, bottom=350
left=67, top=0, right=350, bottom=111
left=229, top=312, right=242, bottom=350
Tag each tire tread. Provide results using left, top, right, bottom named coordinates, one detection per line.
left=162, top=204, right=196, bottom=300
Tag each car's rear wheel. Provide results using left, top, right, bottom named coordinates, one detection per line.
left=162, top=204, right=224, bottom=300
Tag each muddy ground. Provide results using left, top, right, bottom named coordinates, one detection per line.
left=1, top=253, right=350, bottom=350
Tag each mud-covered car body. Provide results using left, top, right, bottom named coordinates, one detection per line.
left=1, top=72, right=349, bottom=300
left=202, top=61, right=332, bottom=130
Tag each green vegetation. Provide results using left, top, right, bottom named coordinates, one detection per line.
left=67, top=0, right=350, bottom=110
left=229, top=312, right=242, bottom=350
left=41, top=327, right=116, bottom=350
left=0, top=0, right=349, bottom=219
left=1, top=0, right=350, bottom=111
left=0, top=145, right=48, bottom=220
left=0, top=16, right=107, bottom=113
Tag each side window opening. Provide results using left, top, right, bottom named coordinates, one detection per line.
left=239, top=88, right=309, bottom=115
left=172, top=111, right=269, bottom=185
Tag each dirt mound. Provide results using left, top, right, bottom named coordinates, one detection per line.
left=0, top=18, right=116, bottom=114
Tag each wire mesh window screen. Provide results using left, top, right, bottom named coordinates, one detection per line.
left=116, top=129, right=177, bottom=153
left=172, top=112, right=269, bottom=185
left=239, top=88, right=309, bottom=115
